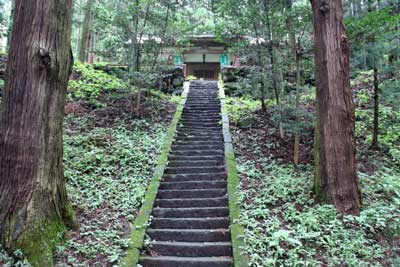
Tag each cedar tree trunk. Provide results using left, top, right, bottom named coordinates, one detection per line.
left=310, top=0, right=362, bottom=214
left=371, top=68, right=379, bottom=149
left=79, top=0, right=94, bottom=62
left=0, top=0, right=77, bottom=266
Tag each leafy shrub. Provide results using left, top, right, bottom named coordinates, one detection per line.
left=68, top=62, right=126, bottom=103
left=225, top=97, right=260, bottom=124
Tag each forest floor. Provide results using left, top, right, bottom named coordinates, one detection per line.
left=226, top=73, right=400, bottom=267
left=53, top=91, right=177, bottom=267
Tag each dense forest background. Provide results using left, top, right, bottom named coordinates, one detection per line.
left=0, top=0, right=399, bottom=266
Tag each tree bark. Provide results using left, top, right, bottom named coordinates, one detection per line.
left=263, top=0, right=284, bottom=138
left=371, top=67, right=379, bottom=149
left=79, top=0, right=95, bottom=62
left=294, top=48, right=302, bottom=167
left=151, top=1, right=171, bottom=71
left=310, top=0, right=361, bottom=214
left=0, top=0, right=77, bottom=265
left=286, top=0, right=301, bottom=166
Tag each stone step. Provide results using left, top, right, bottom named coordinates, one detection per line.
left=152, top=207, right=229, bottom=218
left=178, top=130, right=222, bottom=136
left=157, top=189, right=227, bottom=199
left=164, top=166, right=225, bottom=174
left=184, top=101, right=219, bottom=105
left=185, top=103, right=220, bottom=107
left=184, top=106, right=221, bottom=110
left=147, top=229, right=231, bottom=242
left=169, top=150, right=224, bottom=157
left=181, top=122, right=221, bottom=128
left=154, top=197, right=228, bottom=208
left=139, top=256, right=233, bottom=267
left=159, top=180, right=226, bottom=190
left=183, top=111, right=221, bottom=116
left=173, top=140, right=223, bottom=145
left=171, top=144, right=224, bottom=151
left=168, top=155, right=225, bottom=162
left=179, top=125, right=221, bottom=130
left=180, top=127, right=222, bottom=132
left=183, top=108, right=220, bottom=112
left=181, top=114, right=221, bottom=118
left=176, top=132, right=222, bottom=138
left=146, top=241, right=232, bottom=257
left=162, top=172, right=227, bottom=182
left=174, top=136, right=223, bottom=142
left=181, top=120, right=221, bottom=125
left=167, top=160, right=223, bottom=167
left=151, top=217, right=230, bottom=229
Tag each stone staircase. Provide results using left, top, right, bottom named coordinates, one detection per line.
left=139, top=81, right=233, bottom=267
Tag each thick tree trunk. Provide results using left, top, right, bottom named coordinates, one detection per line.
left=371, top=68, right=379, bottom=149
left=310, top=0, right=361, bottom=214
left=0, top=0, right=77, bottom=266
left=79, top=0, right=95, bottom=62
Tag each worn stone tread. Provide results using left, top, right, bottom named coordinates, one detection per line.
left=147, top=229, right=231, bottom=242
left=150, top=217, right=230, bottom=229
left=146, top=241, right=232, bottom=257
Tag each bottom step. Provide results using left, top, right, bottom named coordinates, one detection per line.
left=139, top=256, right=233, bottom=267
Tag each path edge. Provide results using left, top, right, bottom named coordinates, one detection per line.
left=121, top=82, right=190, bottom=267
left=218, top=81, right=249, bottom=267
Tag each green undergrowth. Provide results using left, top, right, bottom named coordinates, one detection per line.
left=52, top=115, right=167, bottom=266
left=225, top=97, right=260, bottom=124
left=226, top=78, right=400, bottom=266
left=68, top=62, right=127, bottom=103
left=0, top=62, right=174, bottom=266
left=236, top=158, right=400, bottom=267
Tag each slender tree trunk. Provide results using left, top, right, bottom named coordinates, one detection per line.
left=151, top=1, right=171, bottom=71
left=134, top=2, right=151, bottom=116
left=263, top=0, right=284, bottom=137
left=293, top=49, right=302, bottom=167
left=79, top=0, right=95, bottom=62
left=0, top=0, right=77, bottom=266
left=310, top=0, right=361, bottom=214
left=371, top=67, right=379, bottom=149
left=135, top=1, right=151, bottom=73
left=252, top=20, right=268, bottom=113
left=287, top=0, right=301, bottom=166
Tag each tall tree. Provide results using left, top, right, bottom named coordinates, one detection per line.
left=0, top=0, right=77, bottom=266
left=79, top=0, right=95, bottom=62
left=310, top=0, right=361, bottom=214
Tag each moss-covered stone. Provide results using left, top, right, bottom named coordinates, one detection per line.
left=219, top=81, right=249, bottom=267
